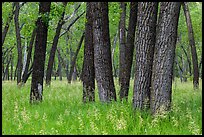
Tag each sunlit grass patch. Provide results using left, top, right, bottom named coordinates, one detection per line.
left=2, top=78, right=202, bottom=135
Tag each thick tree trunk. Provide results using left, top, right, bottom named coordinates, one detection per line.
left=92, top=2, right=116, bottom=102
left=46, top=2, right=67, bottom=86
left=150, top=2, right=181, bottom=114
left=2, top=2, right=15, bottom=46
left=120, top=2, right=138, bottom=101
left=68, top=32, right=85, bottom=83
left=133, top=2, right=158, bottom=109
left=82, top=2, right=95, bottom=103
left=182, top=2, right=199, bottom=89
left=119, top=2, right=127, bottom=86
left=30, top=2, right=51, bottom=103
left=22, top=27, right=36, bottom=83
left=14, top=2, right=23, bottom=85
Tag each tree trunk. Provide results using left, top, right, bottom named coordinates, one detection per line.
left=120, top=2, right=138, bottom=101
left=14, top=2, right=23, bottom=85
left=92, top=2, right=116, bottom=102
left=10, top=54, right=13, bottom=80
left=82, top=2, right=95, bottom=103
left=111, top=30, right=119, bottom=78
left=46, top=2, right=67, bottom=86
left=182, top=2, right=199, bottom=89
left=57, top=50, right=62, bottom=81
left=2, top=2, right=15, bottom=46
left=22, top=27, right=36, bottom=83
left=68, top=32, right=85, bottom=83
left=150, top=2, right=181, bottom=114
left=133, top=2, right=158, bottom=109
left=119, top=2, right=127, bottom=86
left=30, top=2, right=51, bottom=103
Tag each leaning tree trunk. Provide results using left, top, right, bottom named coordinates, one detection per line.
left=14, top=2, right=23, bottom=85
left=182, top=2, right=199, bottom=89
left=22, top=27, right=36, bottom=83
left=120, top=2, right=138, bottom=101
left=2, top=2, right=15, bottom=46
left=46, top=2, right=67, bottom=86
left=68, top=32, right=85, bottom=83
left=119, top=2, right=126, bottom=86
left=82, top=2, right=95, bottom=103
left=92, top=2, right=116, bottom=102
left=133, top=2, right=158, bottom=110
left=30, top=2, right=51, bottom=103
left=150, top=2, right=181, bottom=115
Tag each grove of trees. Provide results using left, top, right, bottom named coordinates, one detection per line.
left=2, top=2, right=202, bottom=115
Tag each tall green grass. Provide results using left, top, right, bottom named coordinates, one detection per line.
left=2, top=78, right=202, bottom=135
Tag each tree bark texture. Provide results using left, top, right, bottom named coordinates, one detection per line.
left=46, top=2, right=67, bottom=86
left=14, top=2, right=23, bottom=85
left=119, top=2, right=127, bottom=86
left=92, top=2, right=116, bottom=102
left=82, top=2, right=95, bottom=103
left=182, top=2, right=199, bottom=89
left=120, top=2, right=138, bottom=101
left=30, top=2, right=51, bottom=103
left=150, top=2, right=181, bottom=114
left=133, top=2, right=158, bottom=109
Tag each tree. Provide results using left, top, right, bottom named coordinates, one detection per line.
left=21, top=27, right=36, bottom=83
left=30, top=2, right=51, bottom=103
left=46, top=2, right=67, bottom=86
left=14, top=2, right=23, bottom=85
left=119, top=2, right=127, bottom=86
left=132, top=2, right=158, bottom=109
left=150, top=2, right=181, bottom=114
left=119, top=2, right=138, bottom=101
left=2, top=2, right=15, bottom=46
left=182, top=2, right=199, bottom=89
left=92, top=2, right=116, bottom=102
left=68, top=32, right=85, bottom=83
left=81, top=2, right=95, bottom=103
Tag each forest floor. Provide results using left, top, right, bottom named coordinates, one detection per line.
left=2, top=78, right=202, bottom=135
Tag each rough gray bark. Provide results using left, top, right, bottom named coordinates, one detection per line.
left=46, top=2, right=67, bottom=86
left=92, top=2, right=116, bottom=102
left=119, top=2, right=127, bottom=86
left=30, top=2, right=51, bottom=103
left=82, top=2, right=95, bottom=103
left=182, top=2, right=199, bottom=89
left=133, top=2, right=158, bottom=109
left=150, top=2, right=181, bottom=114
left=14, top=2, right=23, bottom=85
left=120, top=2, right=138, bottom=101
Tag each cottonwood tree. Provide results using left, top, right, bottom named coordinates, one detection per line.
left=119, top=2, right=126, bottom=87
left=150, top=2, right=181, bottom=114
left=14, top=2, right=23, bottom=85
left=119, top=2, right=138, bottom=101
left=81, top=2, right=95, bottom=103
left=133, top=2, right=158, bottom=109
left=46, top=2, right=67, bottom=86
left=92, top=2, right=116, bottom=102
left=182, top=2, right=199, bottom=89
left=30, top=2, right=51, bottom=103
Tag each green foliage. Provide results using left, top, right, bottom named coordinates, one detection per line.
left=2, top=79, right=202, bottom=135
